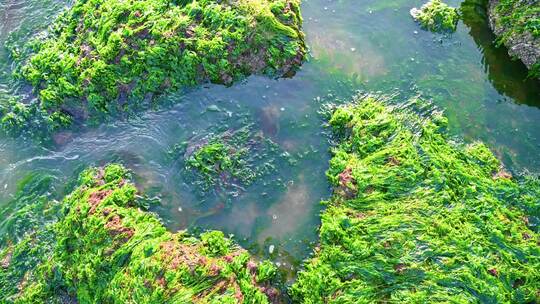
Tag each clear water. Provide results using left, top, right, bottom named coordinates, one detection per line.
left=1, top=0, right=539, bottom=277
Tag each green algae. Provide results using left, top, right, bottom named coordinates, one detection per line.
left=493, top=0, right=540, bottom=40
left=0, top=172, right=59, bottom=246
left=291, top=95, right=540, bottom=303
left=1, top=164, right=280, bottom=303
left=2, top=97, right=540, bottom=303
left=2, top=0, right=306, bottom=135
left=172, top=123, right=292, bottom=196
left=489, top=0, right=540, bottom=79
left=531, top=62, right=540, bottom=79
left=410, top=0, right=460, bottom=33
left=0, top=172, right=63, bottom=301
left=0, top=97, right=72, bottom=139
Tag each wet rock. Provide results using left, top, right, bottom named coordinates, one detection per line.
left=488, top=0, right=540, bottom=78
left=410, top=0, right=459, bottom=33
left=52, top=131, right=74, bottom=146
left=177, top=123, right=291, bottom=197
left=3, top=0, right=307, bottom=135
left=291, top=95, right=540, bottom=303
left=1, top=164, right=279, bottom=302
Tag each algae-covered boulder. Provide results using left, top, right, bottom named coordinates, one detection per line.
left=411, top=0, right=460, bottom=33
left=291, top=95, right=540, bottom=302
left=0, top=164, right=280, bottom=303
left=4, top=0, right=306, bottom=133
left=171, top=123, right=291, bottom=196
left=487, top=0, right=540, bottom=78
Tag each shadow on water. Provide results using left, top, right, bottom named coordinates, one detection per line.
left=461, top=0, right=540, bottom=107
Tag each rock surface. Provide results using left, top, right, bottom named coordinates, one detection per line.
left=487, top=0, right=540, bottom=76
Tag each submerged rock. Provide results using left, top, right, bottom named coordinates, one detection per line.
left=0, top=164, right=279, bottom=303
left=487, top=0, right=540, bottom=78
left=3, top=0, right=306, bottom=135
left=291, top=95, right=540, bottom=302
left=411, top=0, right=460, bottom=33
left=173, top=123, right=291, bottom=197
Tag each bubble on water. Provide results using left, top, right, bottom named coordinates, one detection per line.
left=178, top=206, right=183, bottom=212
left=272, top=214, right=278, bottom=220
left=269, top=245, right=275, bottom=254
left=350, top=48, right=356, bottom=52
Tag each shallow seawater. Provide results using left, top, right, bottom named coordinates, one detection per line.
left=1, top=0, right=539, bottom=278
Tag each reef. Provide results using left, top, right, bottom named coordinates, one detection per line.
left=487, top=0, right=540, bottom=78
left=2, top=0, right=306, bottom=135
left=410, top=0, right=460, bottom=33
left=291, top=95, right=540, bottom=302
left=0, top=164, right=280, bottom=303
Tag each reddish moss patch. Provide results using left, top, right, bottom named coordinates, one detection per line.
left=104, top=215, right=135, bottom=242
left=88, top=189, right=112, bottom=214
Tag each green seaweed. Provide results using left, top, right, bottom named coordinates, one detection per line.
left=0, top=98, right=72, bottom=139
left=1, top=164, right=280, bottom=303
left=494, top=0, right=540, bottom=40
left=175, top=123, right=290, bottom=195
left=291, top=95, right=540, bottom=303
left=411, top=0, right=460, bottom=33
left=490, top=0, right=540, bottom=79
left=3, top=0, right=306, bottom=135
left=0, top=172, right=61, bottom=300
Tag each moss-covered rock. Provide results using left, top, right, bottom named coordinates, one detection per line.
left=4, top=0, right=306, bottom=134
left=171, top=123, right=290, bottom=196
left=488, top=0, right=540, bottom=79
left=411, top=0, right=460, bottom=33
left=1, top=164, right=280, bottom=303
left=291, top=95, right=540, bottom=303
